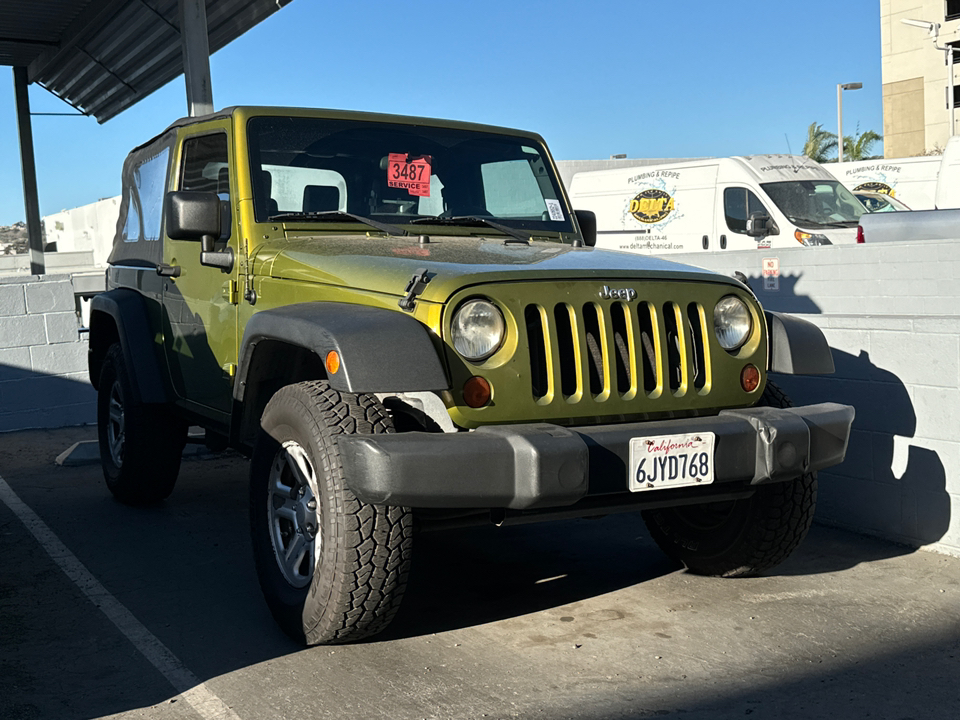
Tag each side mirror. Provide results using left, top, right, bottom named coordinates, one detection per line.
left=745, top=211, right=778, bottom=237
left=574, top=209, right=597, bottom=247
left=165, top=191, right=221, bottom=240
left=164, top=191, right=233, bottom=272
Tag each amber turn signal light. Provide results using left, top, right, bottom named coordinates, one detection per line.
left=325, top=351, right=341, bottom=375
left=463, top=376, right=492, bottom=408
left=740, top=364, right=760, bottom=393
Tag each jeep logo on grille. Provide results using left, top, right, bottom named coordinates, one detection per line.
left=600, top=286, right=637, bottom=301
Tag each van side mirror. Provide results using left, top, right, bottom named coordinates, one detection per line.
left=164, top=191, right=234, bottom=271
left=574, top=209, right=597, bottom=247
left=745, top=211, right=778, bottom=237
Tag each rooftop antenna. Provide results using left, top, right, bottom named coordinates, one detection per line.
left=784, top=133, right=803, bottom=173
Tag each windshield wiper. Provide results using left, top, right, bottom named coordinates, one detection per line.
left=409, top=215, right=531, bottom=244
left=268, top=211, right=408, bottom=237
left=789, top=217, right=858, bottom=229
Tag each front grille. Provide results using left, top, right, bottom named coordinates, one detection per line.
left=524, top=299, right=710, bottom=405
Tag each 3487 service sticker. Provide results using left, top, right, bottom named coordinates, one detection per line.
left=387, top=153, right=432, bottom=197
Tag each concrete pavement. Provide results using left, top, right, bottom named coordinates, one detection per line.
left=1, top=426, right=958, bottom=720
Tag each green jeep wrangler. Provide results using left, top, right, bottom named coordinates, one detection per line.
left=88, top=106, right=854, bottom=645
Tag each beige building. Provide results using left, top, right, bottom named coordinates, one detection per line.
left=882, top=1, right=960, bottom=156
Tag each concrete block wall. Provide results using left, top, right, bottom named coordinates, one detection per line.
left=668, top=239, right=960, bottom=557
left=0, top=274, right=96, bottom=432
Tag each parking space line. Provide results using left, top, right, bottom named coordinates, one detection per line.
left=0, top=474, right=243, bottom=720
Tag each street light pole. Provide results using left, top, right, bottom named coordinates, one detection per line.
left=837, top=82, right=863, bottom=163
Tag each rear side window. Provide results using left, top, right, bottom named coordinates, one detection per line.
left=724, top=187, right=769, bottom=234
left=179, top=133, right=230, bottom=239
left=109, top=136, right=173, bottom=268
left=121, top=147, right=169, bottom=243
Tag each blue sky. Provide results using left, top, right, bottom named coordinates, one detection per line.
left=0, top=0, right=884, bottom=226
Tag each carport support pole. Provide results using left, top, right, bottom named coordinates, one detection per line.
left=179, top=0, right=214, bottom=117
left=13, top=67, right=44, bottom=275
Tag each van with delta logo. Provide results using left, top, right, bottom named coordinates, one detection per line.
left=833, top=155, right=941, bottom=210
left=568, top=155, right=863, bottom=255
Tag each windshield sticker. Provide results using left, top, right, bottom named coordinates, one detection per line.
left=545, top=198, right=564, bottom=221
left=853, top=181, right=894, bottom=197
left=387, top=153, right=432, bottom=197
left=629, top=188, right=675, bottom=223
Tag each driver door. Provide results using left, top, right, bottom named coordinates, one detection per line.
left=161, top=125, right=239, bottom=420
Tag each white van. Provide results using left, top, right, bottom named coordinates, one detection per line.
left=568, top=155, right=862, bottom=255
left=833, top=155, right=941, bottom=210
left=934, top=135, right=960, bottom=209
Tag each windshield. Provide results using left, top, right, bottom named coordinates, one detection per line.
left=247, top=116, right=572, bottom=235
left=761, top=180, right=864, bottom=228
left=856, top=193, right=909, bottom=212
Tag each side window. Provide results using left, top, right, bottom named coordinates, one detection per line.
left=121, top=147, right=169, bottom=243
left=179, top=133, right=231, bottom=240
left=724, top=187, right=769, bottom=234
left=121, top=194, right=141, bottom=243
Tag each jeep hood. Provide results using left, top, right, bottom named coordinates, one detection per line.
left=257, top=233, right=734, bottom=303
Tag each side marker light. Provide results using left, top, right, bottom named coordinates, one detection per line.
left=741, top=364, right=760, bottom=393
left=463, top=376, right=492, bottom=408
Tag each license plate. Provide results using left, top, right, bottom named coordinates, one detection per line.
left=628, top=432, right=716, bottom=492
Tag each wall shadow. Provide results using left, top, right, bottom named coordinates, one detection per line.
left=744, top=272, right=822, bottom=314
left=748, top=273, right=950, bottom=551
left=774, top=347, right=950, bottom=568
left=742, top=268, right=951, bottom=561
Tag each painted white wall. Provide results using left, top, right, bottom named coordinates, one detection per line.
left=43, top=196, right=120, bottom=267
left=668, top=239, right=960, bottom=557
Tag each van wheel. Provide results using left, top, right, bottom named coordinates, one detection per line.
left=250, top=381, right=413, bottom=645
left=641, top=381, right=817, bottom=577
left=97, top=343, right=187, bottom=505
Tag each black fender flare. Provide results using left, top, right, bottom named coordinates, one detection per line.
left=765, top=311, right=835, bottom=375
left=89, top=289, right=172, bottom=403
left=235, top=302, right=450, bottom=399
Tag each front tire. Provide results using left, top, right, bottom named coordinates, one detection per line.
left=97, top=343, right=187, bottom=505
left=250, top=381, right=413, bottom=645
left=641, top=381, right=817, bottom=577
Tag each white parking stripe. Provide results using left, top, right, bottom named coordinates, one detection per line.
left=0, top=475, right=243, bottom=720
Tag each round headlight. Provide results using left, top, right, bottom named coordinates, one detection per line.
left=714, top=296, right=753, bottom=351
left=451, top=299, right=506, bottom=361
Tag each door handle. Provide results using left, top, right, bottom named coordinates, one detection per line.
left=157, top=264, right=181, bottom=278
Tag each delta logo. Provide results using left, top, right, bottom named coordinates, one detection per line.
left=853, top=181, right=895, bottom=197
left=629, top=188, right=675, bottom=223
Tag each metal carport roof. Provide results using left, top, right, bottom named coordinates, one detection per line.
left=0, top=0, right=292, bottom=122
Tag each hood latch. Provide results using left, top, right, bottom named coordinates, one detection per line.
left=399, top=268, right=431, bottom=311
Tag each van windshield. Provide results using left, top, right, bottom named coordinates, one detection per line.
left=246, top=116, right=572, bottom=236
left=761, top=180, right=864, bottom=228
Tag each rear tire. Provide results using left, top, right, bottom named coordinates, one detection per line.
left=250, top=381, right=413, bottom=645
left=97, top=343, right=187, bottom=505
left=641, top=381, right=817, bottom=577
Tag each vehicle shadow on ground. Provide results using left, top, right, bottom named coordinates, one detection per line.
left=383, top=514, right=679, bottom=641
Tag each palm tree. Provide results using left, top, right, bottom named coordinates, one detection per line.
left=842, top=126, right=883, bottom=161
left=802, top=122, right=838, bottom=163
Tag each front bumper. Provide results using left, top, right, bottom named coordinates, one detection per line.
left=337, top=403, right=854, bottom=510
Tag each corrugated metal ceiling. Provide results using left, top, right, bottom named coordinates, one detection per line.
left=0, top=0, right=292, bottom=122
